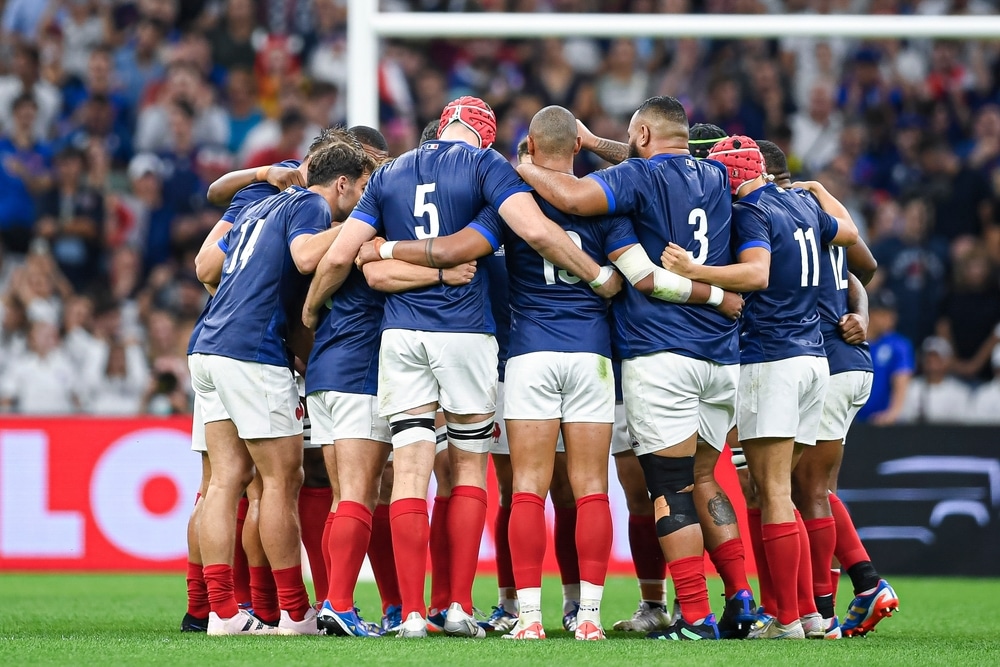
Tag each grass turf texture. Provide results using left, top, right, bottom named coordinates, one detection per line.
left=2, top=574, right=999, bottom=666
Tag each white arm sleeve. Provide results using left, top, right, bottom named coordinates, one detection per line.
left=612, top=244, right=693, bottom=303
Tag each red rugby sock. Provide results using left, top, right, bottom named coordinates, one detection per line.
left=369, top=504, right=402, bottom=612
left=203, top=563, right=239, bottom=619
left=553, top=505, right=580, bottom=585
left=248, top=565, right=279, bottom=624
left=709, top=538, right=751, bottom=599
left=326, top=501, right=373, bottom=612
left=509, top=492, right=546, bottom=590
left=186, top=562, right=210, bottom=618
left=272, top=565, right=311, bottom=622
left=761, top=521, right=800, bottom=625
left=428, top=496, right=450, bottom=614
left=298, top=486, right=332, bottom=603
left=233, top=497, right=251, bottom=606
left=628, top=513, right=667, bottom=582
left=390, top=498, right=430, bottom=618
left=747, top=508, right=776, bottom=613
left=804, top=516, right=836, bottom=599
left=494, top=505, right=515, bottom=590
left=794, top=511, right=817, bottom=616
left=668, top=555, right=712, bottom=623
left=576, top=494, right=612, bottom=588
left=447, top=486, right=488, bottom=615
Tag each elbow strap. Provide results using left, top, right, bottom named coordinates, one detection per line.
left=651, top=268, right=693, bottom=303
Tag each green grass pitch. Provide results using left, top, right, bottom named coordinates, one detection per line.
left=2, top=574, right=999, bottom=666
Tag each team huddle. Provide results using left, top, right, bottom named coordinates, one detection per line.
left=181, top=93, right=900, bottom=641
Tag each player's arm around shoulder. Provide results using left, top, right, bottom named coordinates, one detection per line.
left=290, top=224, right=342, bottom=275
left=515, top=163, right=610, bottom=217
left=792, top=180, right=859, bottom=247
left=193, top=220, right=233, bottom=290
left=303, top=217, right=379, bottom=328
left=362, top=259, right=477, bottom=293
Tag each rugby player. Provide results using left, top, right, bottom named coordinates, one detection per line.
left=304, top=96, right=623, bottom=638
left=518, top=96, right=743, bottom=641
left=665, top=135, right=858, bottom=639
left=755, top=141, right=898, bottom=638
left=363, top=104, right=742, bottom=639
left=190, top=142, right=369, bottom=635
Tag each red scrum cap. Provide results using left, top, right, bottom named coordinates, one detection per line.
left=438, top=96, right=497, bottom=149
left=708, top=135, right=766, bottom=196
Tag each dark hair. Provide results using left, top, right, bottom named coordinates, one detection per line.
left=11, top=92, right=37, bottom=112
left=306, top=125, right=362, bottom=160
left=56, top=146, right=87, bottom=164
left=756, top=140, right=790, bottom=181
left=688, top=123, right=727, bottom=158
left=636, top=95, right=688, bottom=128
left=420, top=120, right=439, bottom=143
left=280, top=109, right=307, bottom=133
left=171, top=99, right=196, bottom=120
left=349, top=125, right=389, bottom=153
left=516, top=136, right=529, bottom=161
left=306, top=142, right=368, bottom=187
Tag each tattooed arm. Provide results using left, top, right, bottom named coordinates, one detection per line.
left=577, top=119, right=629, bottom=165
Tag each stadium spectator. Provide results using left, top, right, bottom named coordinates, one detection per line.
left=243, top=108, right=307, bottom=168
left=936, top=246, right=1000, bottom=381
left=899, top=336, right=971, bottom=423
left=0, top=94, right=53, bottom=253
left=791, top=79, right=842, bottom=174
left=114, top=17, right=168, bottom=114
left=208, top=0, right=259, bottom=73
left=84, top=338, right=151, bottom=415
left=62, top=293, right=101, bottom=368
left=223, top=68, right=264, bottom=154
left=35, top=147, right=105, bottom=291
left=0, top=317, right=80, bottom=414
left=38, top=0, right=107, bottom=81
left=856, top=291, right=915, bottom=425
left=0, top=44, right=62, bottom=140
left=134, top=63, right=229, bottom=154
left=968, top=343, right=1000, bottom=424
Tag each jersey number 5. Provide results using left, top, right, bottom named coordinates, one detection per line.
left=224, top=218, right=266, bottom=274
left=414, top=183, right=440, bottom=239
left=543, top=230, right=583, bottom=285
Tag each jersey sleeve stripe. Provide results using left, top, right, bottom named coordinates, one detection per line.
left=587, top=174, right=616, bottom=214
left=492, top=184, right=532, bottom=210
left=468, top=222, right=501, bottom=251
left=220, top=212, right=238, bottom=224
left=821, top=218, right=840, bottom=245
left=736, top=240, right=771, bottom=254
left=605, top=236, right=638, bottom=254
left=217, top=238, right=229, bottom=253
left=287, top=228, right=318, bottom=244
left=351, top=211, right=378, bottom=226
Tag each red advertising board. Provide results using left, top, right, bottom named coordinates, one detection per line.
left=0, top=418, right=754, bottom=575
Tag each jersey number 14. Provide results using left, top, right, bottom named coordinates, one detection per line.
left=224, top=218, right=266, bottom=274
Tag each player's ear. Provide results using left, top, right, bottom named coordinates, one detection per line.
left=640, top=124, right=651, bottom=148
left=526, top=135, right=536, bottom=155
left=573, top=134, right=582, bottom=155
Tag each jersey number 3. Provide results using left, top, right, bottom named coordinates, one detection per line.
left=687, top=208, right=709, bottom=265
left=414, top=183, right=440, bottom=239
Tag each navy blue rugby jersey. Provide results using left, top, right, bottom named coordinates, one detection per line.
left=588, top=153, right=739, bottom=364
left=482, top=247, right=511, bottom=380
left=504, top=195, right=636, bottom=359
left=305, top=266, right=384, bottom=396
left=734, top=183, right=839, bottom=364
left=193, top=186, right=331, bottom=366
left=188, top=159, right=302, bottom=354
left=221, top=160, right=300, bottom=223
left=349, top=140, right=527, bottom=334
left=819, top=244, right=872, bottom=375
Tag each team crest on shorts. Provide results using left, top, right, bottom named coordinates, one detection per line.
left=295, top=403, right=304, bottom=421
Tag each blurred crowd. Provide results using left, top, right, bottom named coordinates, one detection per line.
left=1, top=0, right=999, bottom=422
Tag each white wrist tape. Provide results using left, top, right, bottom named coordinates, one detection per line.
left=651, top=268, right=693, bottom=303
left=707, top=285, right=724, bottom=307
left=379, top=240, right=397, bottom=260
left=589, top=265, right=615, bottom=289
left=612, top=244, right=655, bottom=284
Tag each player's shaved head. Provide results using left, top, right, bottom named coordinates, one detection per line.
left=627, top=96, right=690, bottom=159
left=757, top=139, right=791, bottom=185
left=528, top=105, right=579, bottom=158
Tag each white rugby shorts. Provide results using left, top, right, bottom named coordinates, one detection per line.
left=489, top=381, right=511, bottom=455
left=378, top=329, right=498, bottom=417
left=738, top=356, right=830, bottom=446
left=191, top=393, right=208, bottom=453
left=295, top=373, right=319, bottom=449
left=307, top=390, right=390, bottom=445
left=611, top=402, right=635, bottom=455
left=816, top=370, right=873, bottom=443
left=504, top=351, right=615, bottom=424
left=189, top=353, right=302, bottom=440
left=623, top=352, right=738, bottom=456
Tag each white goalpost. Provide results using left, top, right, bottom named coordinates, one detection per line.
left=346, top=2, right=1000, bottom=128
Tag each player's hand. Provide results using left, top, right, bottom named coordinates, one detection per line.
left=355, top=238, right=385, bottom=268
left=717, top=290, right=744, bottom=320
left=839, top=312, right=868, bottom=345
left=443, top=261, right=477, bottom=286
left=266, top=166, right=306, bottom=190
left=660, top=242, right=695, bottom=277
left=593, top=270, right=623, bottom=299
left=302, top=305, right=319, bottom=330
left=576, top=119, right=597, bottom=150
